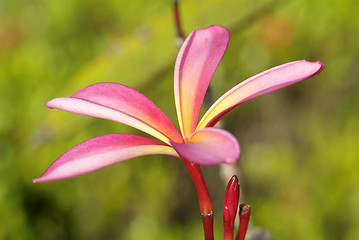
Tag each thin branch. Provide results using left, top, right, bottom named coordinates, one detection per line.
left=174, top=0, right=185, bottom=46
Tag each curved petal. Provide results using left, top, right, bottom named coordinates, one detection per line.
left=47, top=83, right=183, bottom=145
left=33, top=134, right=178, bottom=182
left=174, top=25, right=229, bottom=140
left=197, top=60, right=324, bottom=129
left=171, top=128, right=240, bottom=165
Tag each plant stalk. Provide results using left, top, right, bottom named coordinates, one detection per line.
left=182, top=159, right=214, bottom=240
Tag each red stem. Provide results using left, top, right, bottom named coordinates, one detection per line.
left=182, top=159, right=214, bottom=240
left=202, top=213, right=214, bottom=240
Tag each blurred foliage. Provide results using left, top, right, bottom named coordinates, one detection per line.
left=0, top=0, right=358, bottom=239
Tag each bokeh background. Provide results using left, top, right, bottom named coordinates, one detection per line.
left=1, top=0, right=358, bottom=239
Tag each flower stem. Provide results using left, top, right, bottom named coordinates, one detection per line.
left=202, top=212, right=214, bottom=240
left=182, top=159, right=214, bottom=240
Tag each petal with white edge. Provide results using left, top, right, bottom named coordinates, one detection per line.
left=171, top=128, right=240, bottom=165
left=197, top=60, right=324, bottom=129
left=33, top=134, right=178, bottom=182
left=47, top=83, right=183, bottom=144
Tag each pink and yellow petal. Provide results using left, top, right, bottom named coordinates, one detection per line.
left=174, top=25, right=229, bottom=140
left=48, top=83, right=183, bottom=144
left=33, top=134, right=178, bottom=182
left=197, top=60, right=324, bottom=129
left=171, top=128, right=240, bottom=165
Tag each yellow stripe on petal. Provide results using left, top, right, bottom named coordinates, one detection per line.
left=197, top=60, right=324, bottom=129
left=33, top=134, right=179, bottom=182
left=48, top=82, right=183, bottom=144
left=174, top=25, right=229, bottom=140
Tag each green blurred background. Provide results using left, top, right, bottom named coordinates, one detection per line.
left=1, top=0, right=358, bottom=239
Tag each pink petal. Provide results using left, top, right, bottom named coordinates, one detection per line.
left=47, top=83, right=183, bottom=144
left=33, top=134, right=178, bottom=182
left=197, top=60, right=324, bottom=129
left=174, top=25, right=229, bottom=140
left=171, top=128, right=240, bottom=165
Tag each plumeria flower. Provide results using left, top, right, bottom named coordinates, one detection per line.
left=33, top=25, right=323, bottom=182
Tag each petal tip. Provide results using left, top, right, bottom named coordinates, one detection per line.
left=225, top=147, right=240, bottom=164
left=316, top=60, right=325, bottom=72
left=307, top=60, right=325, bottom=78
left=301, top=59, right=325, bottom=76
left=46, top=99, right=58, bottom=109
left=32, top=174, right=53, bottom=183
left=207, top=24, right=229, bottom=34
left=205, top=25, right=230, bottom=42
left=32, top=177, right=43, bottom=183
